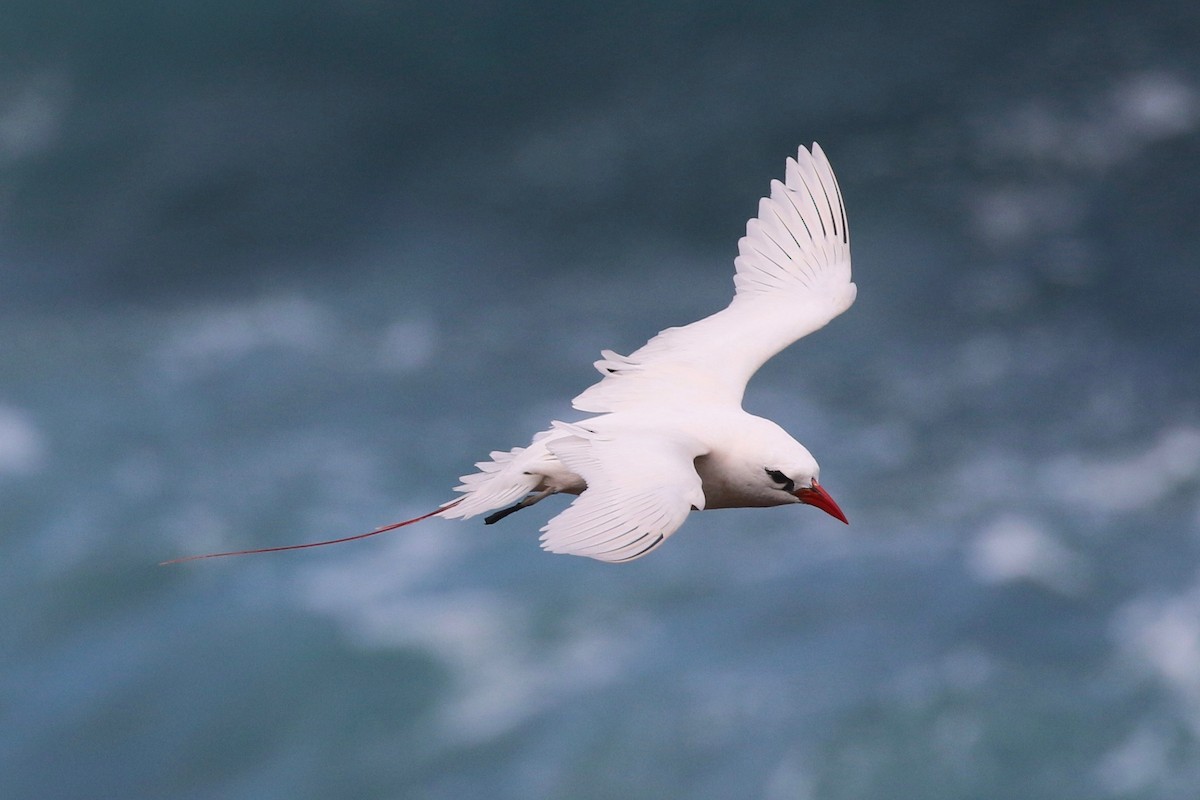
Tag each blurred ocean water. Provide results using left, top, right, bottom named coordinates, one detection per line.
left=2, top=2, right=1199, bottom=798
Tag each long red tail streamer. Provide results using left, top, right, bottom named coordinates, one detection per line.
left=159, top=499, right=462, bottom=565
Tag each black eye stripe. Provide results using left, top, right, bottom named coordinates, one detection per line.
left=765, top=468, right=795, bottom=493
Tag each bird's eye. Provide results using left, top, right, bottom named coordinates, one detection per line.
left=765, top=468, right=795, bottom=493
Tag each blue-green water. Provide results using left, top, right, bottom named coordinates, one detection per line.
left=3, top=2, right=1200, bottom=798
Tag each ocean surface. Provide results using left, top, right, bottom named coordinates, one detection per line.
left=3, top=2, right=1199, bottom=798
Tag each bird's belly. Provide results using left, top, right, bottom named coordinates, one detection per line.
left=535, top=459, right=586, bottom=496
left=695, top=469, right=773, bottom=509
left=699, top=484, right=780, bottom=509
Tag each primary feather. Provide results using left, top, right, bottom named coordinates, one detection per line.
left=572, top=142, right=855, bottom=414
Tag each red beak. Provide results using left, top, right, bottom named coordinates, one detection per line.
left=795, top=480, right=848, bottom=524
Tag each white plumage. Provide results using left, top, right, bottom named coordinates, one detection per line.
left=164, top=143, right=856, bottom=567
left=440, top=143, right=855, bottom=562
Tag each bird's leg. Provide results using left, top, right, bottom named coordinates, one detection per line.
left=484, top=487, right=557, bottom=525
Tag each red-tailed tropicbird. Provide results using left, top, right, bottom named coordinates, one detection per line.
left=166, top=143, right=854, bottom=565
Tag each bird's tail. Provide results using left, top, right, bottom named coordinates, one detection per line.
left=437, top=428, right=558, bottom=521
left=159, top=499, right=463, bottom=565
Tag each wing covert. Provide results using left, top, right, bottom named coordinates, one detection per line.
left=539, top=422, right=707, bottom=563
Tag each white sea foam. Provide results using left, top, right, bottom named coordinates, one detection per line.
left=1094, top=724, right=1170, bottom=796
left=967, top=70, right=1198, bottom=264
left=0, top=405, right=46, bottom=475
left=967, top=514, right=1090, bottom=594
left=1044, top=426, right=1200, bottom=514
left=1101, top=579, right=1200, bottom=792
left=154, top=294, right=334, bottom=381
left=377, top=315, right=436, bottom=372
left=764, top=748, right=815, bottom=800
left=969, top=186, right=1086, bottom=253
left=1113, top=581, right=1200, bottom=706
left=1111, top=72, right=1199, bottom=142
left=0, top=71, right=68, bottom=164
left=294, top=525, right=633, bottom=742
left=973, top=71, right=1197, bottom=172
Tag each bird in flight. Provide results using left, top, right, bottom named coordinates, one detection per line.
left=165, top=143, right=855, bottom=565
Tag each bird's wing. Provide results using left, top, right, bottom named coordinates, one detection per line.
left=539, top=422, right=707, bottom=563
left=572, top=143, right=855, bottom=414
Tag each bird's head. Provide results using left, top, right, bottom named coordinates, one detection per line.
left=711, top=417, right=848, bottom=523
left=756, top=431, right=848, bottom=524
left=763, top=466, right=848, bottom=524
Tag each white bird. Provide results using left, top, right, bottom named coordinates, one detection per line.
left=165, top=143, right=855, bottom=566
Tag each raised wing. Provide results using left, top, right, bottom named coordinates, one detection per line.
left=540, top=422, right=707, bottom=563
left=572, top=143, right=855, bottom=414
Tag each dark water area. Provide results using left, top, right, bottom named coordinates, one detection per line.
left=2, top=2, right=1199, bottom=798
